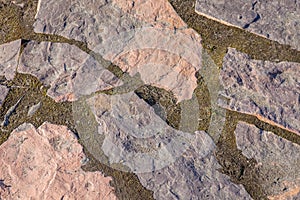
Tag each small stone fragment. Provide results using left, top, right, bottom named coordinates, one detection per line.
left=19, top=41, right=122, bottom=102
left=0, top=85, right=8, bottom=107
left=0, top=122, right=117, bottom=200
left=235, top=122, right=300, bottom=199
left=219, top=48, right=300, bottom=135
left=195, top=0, right=300, bottom=51
left=27, top=102, right=41, bottom=117
left=0, top=40, right=21, bottom=80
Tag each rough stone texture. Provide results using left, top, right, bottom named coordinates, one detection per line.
left=0, top=85, right=8, bottom=106
left=235, top=122, right=300, bottom=199
left=0, top=39, right=21, bottom=80
left=19, top=41, right=122, bottom=102
left=0, top=122, right=117, bottom=200
left=112, top=0, right=187, bottom=29
left=114, top=49, right=198, bottom=102
left=34, top=0, right=203, bottom=102
left=195, top=0, right=300, bottom=51
left=136, top=131, right=252, bottom=200
left=218, top=48, right=300, bottom=135
left=86, top=92, right=201, bottom=173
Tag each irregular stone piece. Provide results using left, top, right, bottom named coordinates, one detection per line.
left=34, top=0, right=203, bottom=102
left=235, top=122, right=300, bottom=199
left=195, top=0, right=300, bottom=51
left=219, top=48, right=300, bottom=135
left=27, top=102, right=41, bottom=117
left=112, top=0, right=187, bottom=29
left=0, top=122, right=117, bottom=200
left=0, top=40, right=21, bottom=80
left=19, top=41, right=121, bottom=102
left=86, top=92, right=201, bottom=173
left=136, top=131, right=252, bottom=200
left=0, top=85, right=8, bottom=106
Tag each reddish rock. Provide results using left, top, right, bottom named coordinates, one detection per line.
left=34, top=0, right=202, bottom=102
left=112, top=0, right=187, bottom=29
left=19, top=41, right=122, bottom=102
left=235, top=122, right=300, bottom=199
left=0, top=123, right=117, bottom=200
left=0, top=40, right=21, bottom=80
left=219, top=48, right=300, bottom=135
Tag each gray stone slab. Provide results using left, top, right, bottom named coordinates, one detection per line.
left=0, top=85, right=8, bottom=106
left=86, top=91, right=205, bottom=173
left=218, top=48, right=300, bottom=135
left=33, top=0, right=203, bottom=102
left=235, top=122, right=300, bottom=199
left=19, top=41, right=122, bottom=102
left=137, top=132, right=252, bottom=200
left=0, top=40, right=21, bottom=80
left=195, top=0, right=300, bottom=51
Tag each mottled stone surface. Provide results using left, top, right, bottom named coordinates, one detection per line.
left=137, top=131, right=252, bottom=200
left=219, top=48, right=300, bottom=135
left=34, top=0, right=202, bottom=101
left=0, top=85, right=8, bottom=106
left=195, top=0, right=300, bottom=51
left=0, top=123, right=116, bottom=200
left=235, top=122, right=300, bottom=199
left=19, top=41, right=121, bottom=102
left=86, top=92, right=201, bottom=173
left=0, top=40, right=21, bottom=80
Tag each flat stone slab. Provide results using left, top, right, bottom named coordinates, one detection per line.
left=19, top=41, right=122, bottom=102
left=0, top=122, right=116, bottom=199
left=34, top=0, right=203, bottom=102
left=195, top=0, right=300, bottom=51
left=0, top=40, right=21, bottom=80
left=137, top=131, right=252, bottom=200
left=0, top=85, right=8, bottom=106
left=219, top=48, right=300, bottom=135
left=235, top=122, right=300, bottom=199
left=86, top=92, right=202, bottom=173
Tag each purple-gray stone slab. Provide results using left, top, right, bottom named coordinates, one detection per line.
left=137, top=131, right=252, bottom=200
left=0, top=85, right=8, bottom=106
left=19, top=41, right=122, bottom=102
left=235, top=122, right=300, bottom=198
left=0, top=40, right=21, bottom=80
left=195, top=0, right=300, bottom=51
left=218, top=48, right=300, bottom=136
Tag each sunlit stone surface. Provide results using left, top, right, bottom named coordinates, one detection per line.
left=19, top=41, right=121, bottom=102
left=219, top=48, right=300, bottom=136
left=0, top=123, right=116, bottom=199
left=34, top=0, right=203, bottom=102
left=235, top=122, right=300, bottom=199
left=0, top=39, right=20, bottom=80
left=195, top=0, right=300, bottom=51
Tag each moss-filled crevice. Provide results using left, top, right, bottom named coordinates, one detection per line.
left=168, top=0, right=300, bottom=67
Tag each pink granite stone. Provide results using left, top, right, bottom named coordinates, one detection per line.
left=0, top=123, right=117, bottom=200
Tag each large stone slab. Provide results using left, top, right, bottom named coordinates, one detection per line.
left=136, top=132, right=252, bottom=200
left=0, top=85, right=8, bottom=106
left=85, top=91, right=201, bottom=173
left=195, top=0, right=300, bottom=51
left=0, top=40, right=21, bottom=80
left=235, top=122, right=300, bottom=199
left=34, top=0, right=203, bottom=102
left=0, top=122, right=116, bottom=199
left=19, top=41, right=122, bottom=102
left=219, top=48, right=300, bottom=135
